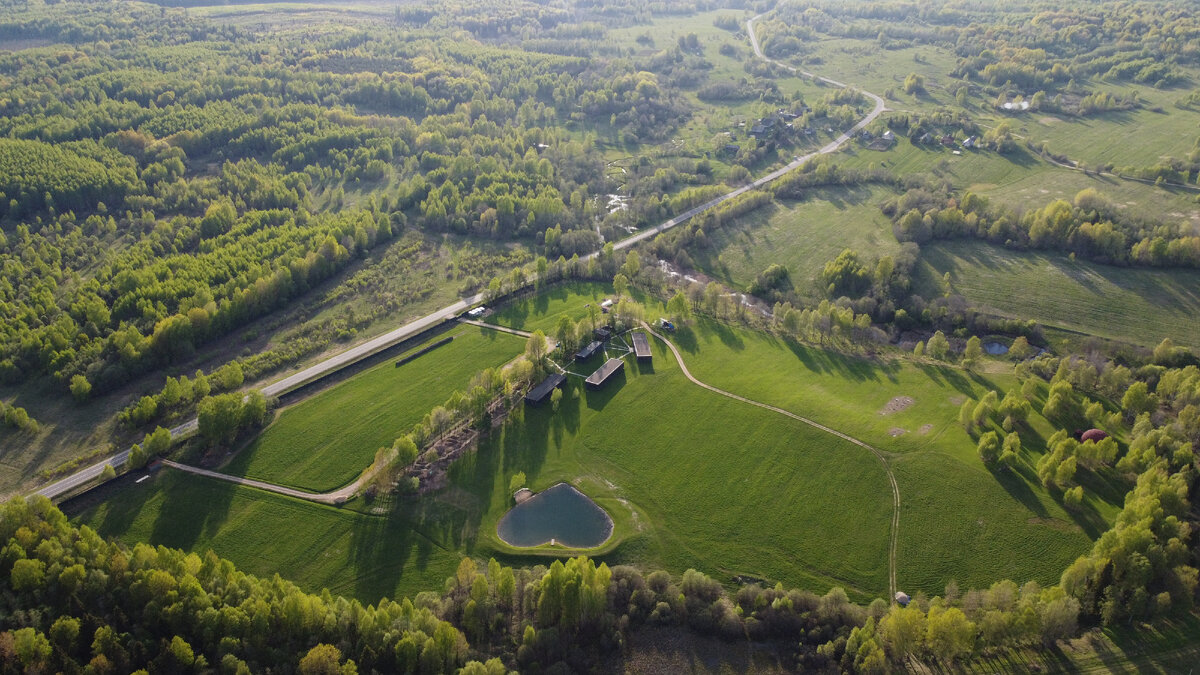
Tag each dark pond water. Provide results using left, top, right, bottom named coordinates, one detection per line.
left=984, top=342, right=1009, bottom=355
left=497, top=483, right=613, bottom=548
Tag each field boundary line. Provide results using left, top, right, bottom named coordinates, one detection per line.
left=643, top=323, right=899, bottom=599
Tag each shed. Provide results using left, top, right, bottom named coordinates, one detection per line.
left=524, top=373, right=565, bottom=405
left=895, top=591, right=911, bottom=606
left=594, top=326, right=613, bottom=341
left=1080, top=428, right=1109, bottom=443
left=632, top=332, right=651, bottom=360
left=576, top=340, right=603, bottom=361
left=585, top=357, right=624, bottom=389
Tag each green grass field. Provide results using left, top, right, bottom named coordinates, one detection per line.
left=689, top=185, right=901, bottom=295
left=72, top=318, right=894, bottom=602
left=66, top=470, right=463, bottom=602
left=916, top=240, right=1200, bottom=351
left=222, top=327, right=524, bottom=492
left=491, top=284, right=1120, bottom=592
left=71, top=282, right=1128, bottom=604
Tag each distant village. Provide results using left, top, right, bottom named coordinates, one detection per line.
left=721, top=107, right=983, bottom=159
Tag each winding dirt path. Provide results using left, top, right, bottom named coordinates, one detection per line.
left=643, top=323, right=900, bottom=599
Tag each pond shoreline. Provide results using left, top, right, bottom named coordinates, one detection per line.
left=497, top=482, right=614, bottom=549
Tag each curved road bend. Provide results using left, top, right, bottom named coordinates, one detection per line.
left=31, top=12, right=888, bottom=503
left=643, top=323, right=900, bottom=600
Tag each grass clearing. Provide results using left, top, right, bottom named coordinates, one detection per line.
left=916, top=240, right=1200, bottom=351
left=65, top=469, right=462, bottom=602
left=72, top=324, right=894, bottom=603
left=491, top=284, right=1121, bottom=592
left=222, top=327, right=523, bottom=492
left=690, top=185, right=900, bottom=295
left=71, top=282, right=1127, bottom=603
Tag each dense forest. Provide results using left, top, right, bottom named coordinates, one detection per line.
left=0, top=0, right=717, bottom=398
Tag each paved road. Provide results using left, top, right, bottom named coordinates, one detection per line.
left=643, top=322, right=900, bottom=600
left=30, top=11, right=886, bottom=503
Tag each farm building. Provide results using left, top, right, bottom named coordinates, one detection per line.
left=632, top=332, right=651, bottom=360
left=525, top=373, right=566, bottom=405
left=576, top=340, right=603, bottom=360
left=594, top=326, right=613, bottom=341
left=585, top=357, right=624, bottom=389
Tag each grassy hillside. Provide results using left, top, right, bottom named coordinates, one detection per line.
left=690, top=185, right=901, bottom=295
left=222, top=327, right=524, bottom=492
left=916, top=240, right=1200, bottom=351
left=71, top=328, right=894, bottom=602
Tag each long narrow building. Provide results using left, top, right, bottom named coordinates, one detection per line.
left=631, top=332, right=651, bottom=361
left=585, top=357, right=624, bottom=389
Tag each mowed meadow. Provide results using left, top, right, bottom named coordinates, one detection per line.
left=222, top=327, right=524, bottom=492
left=68, top=310, right=894, bottom=602
left=916, top=241, right=1200, bottom=351
left=70, top=282, right=1125, bottom=604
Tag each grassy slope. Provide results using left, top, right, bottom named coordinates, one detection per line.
left=916, top=240, right=1200, bottom=351
left=490, top=283, right=1121, bottom=593
left=67, top=470, right=461, bottom=602
left=222, top=327, right=523, bottom=492
left=71, top=322, right=893, bottom=603
left=691, top=185, right=901, bottom=295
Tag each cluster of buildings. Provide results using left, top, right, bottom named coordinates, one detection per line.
left=524, top=307, right=655, bottom=406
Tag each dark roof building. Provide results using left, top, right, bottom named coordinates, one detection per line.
left=594, top=326, right=613, bottom=341
left=576, top=340, right=603, bottom=361
left=525, top=373, right=566, bottom=405
left=632, top=332, right=651, bottom=360
left=585, top=357, right=624, bottom=389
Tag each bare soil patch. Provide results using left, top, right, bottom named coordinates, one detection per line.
left=1038, top=116, right=1062, bottom=125
left=918, top=424, right=934, bottom=435
left=888, top=427, right=907, bottom=437
left=878, top=395, right=915, bottom=415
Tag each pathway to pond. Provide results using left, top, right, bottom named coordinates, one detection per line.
left=642, top=323, right=900, bottom=600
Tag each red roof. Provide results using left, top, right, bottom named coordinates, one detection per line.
left=1080, top=429, right=1108, bottom=443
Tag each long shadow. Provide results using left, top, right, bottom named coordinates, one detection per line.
left=988, top=464, right=1050, bottom=519
left=60, top=468, right=156, bottom=538
left=347, top=503, right=432, bottom=602
left=673, top=326, right=700, bottom=354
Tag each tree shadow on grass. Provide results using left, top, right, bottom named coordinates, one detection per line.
left=348, top=505, right=442, bottom=603
left=147, top=471, right=237, bottom=553
left=988, top=464, right=1050, bottom=519
left=916, top=363, right=978, bottom=399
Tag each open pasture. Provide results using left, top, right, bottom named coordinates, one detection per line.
left=222, top=327, right=523, bottom=492
left=916, top=241, right=1200, bottom=351
left=72, top=321, right=896, bottom=602
left=690, top=185, right=901, bottom=296
left=70, top=280, right=1129, bottom=603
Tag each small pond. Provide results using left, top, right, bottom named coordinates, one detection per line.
left=983, top=342, right=1009, bottom=355
left=497, top=483, right=613, bottom=548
